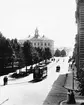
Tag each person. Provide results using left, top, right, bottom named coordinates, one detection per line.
left=3, top=76, right=8, bottom=85
left=67, top=89, right=71, bottom=104
left=67, top=89, right=76, bottom=104
left=70, top=90, right=76, bottom=104
left=30, top=65, right=33, bottom=70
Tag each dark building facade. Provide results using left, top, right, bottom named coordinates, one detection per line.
left=76, top=0, right=84, bottom=70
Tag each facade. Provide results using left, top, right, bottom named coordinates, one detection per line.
left=19, top=28, right=54, bottom=55
left=76, top=0, right=84, bottom=69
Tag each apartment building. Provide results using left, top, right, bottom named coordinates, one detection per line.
left=76, top=0, right=84, bottom=69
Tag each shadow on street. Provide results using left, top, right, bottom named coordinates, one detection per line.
left=28, top=76, right=47, bottom=83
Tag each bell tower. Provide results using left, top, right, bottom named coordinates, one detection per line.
left=34, top=28, right=39, bottom=38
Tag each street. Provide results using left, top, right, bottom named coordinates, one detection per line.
left=0, top=57, right=69, bottom=105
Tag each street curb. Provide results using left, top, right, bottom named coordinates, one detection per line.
left=60, top=99, right=84, bottom=105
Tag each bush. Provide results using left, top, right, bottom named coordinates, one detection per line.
left=10, top=72, right=28, bottom=78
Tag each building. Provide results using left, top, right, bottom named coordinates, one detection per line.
left=76, top=0, right=84, bottom=69
left=19, top=28, right=54, bottom=55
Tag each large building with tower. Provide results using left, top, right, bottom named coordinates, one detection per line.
left=19, top=28, right=54, bottom=55
left=75, top=0, right=84, bottom=70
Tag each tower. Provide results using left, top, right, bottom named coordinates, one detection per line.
left=34, top=28, right=39, bottom=38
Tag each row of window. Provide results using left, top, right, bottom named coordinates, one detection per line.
left=33, top=42, right=50, bottom=46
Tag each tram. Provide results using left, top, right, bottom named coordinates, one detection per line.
left=33, top=64, right=47, bottom=81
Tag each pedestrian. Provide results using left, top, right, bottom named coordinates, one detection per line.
left=66, top=73, right=68, bottom=77
left=66, top=89, right=71, bottom=104
left=70, top=90, right=76, bottom=104
left=3, top=76, right=8, bottom=86
left=30, top=65, right=33, bottom=73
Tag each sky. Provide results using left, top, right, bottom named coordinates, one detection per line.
left=0, top=0, right=77, bottom=48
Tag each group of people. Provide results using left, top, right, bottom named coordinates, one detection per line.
left=67, top=89, right=76, bottom=104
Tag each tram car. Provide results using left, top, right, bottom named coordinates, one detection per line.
left=33, top=64, right=47, bottom=81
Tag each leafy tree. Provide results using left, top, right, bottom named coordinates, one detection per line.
left=0, top=33, right=13, bottom=75
left=35, top=47, right=45, bottom=61
left=54, top=49, right=61, bottom=57
left=10, top=38, right=25, bottom=70
left=61, top=49, right=66, bottom=57
left=35, top=47, right=52, bottom=62
left=31, top=48, right=40, bottom=64
left=44, top=48, right=52, bottom=59
left=22, top=40, right=33, bottom=72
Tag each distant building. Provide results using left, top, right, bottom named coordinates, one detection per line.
left=76, top=0, right=84, bottom=69
left=19, top=28, right=54, bottom=55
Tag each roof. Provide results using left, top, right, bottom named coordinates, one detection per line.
left=29, top=35, right=53, bottom=41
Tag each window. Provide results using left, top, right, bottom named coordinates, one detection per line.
left=41, top=43, right=43, bottom=46
left=45, top=43, right=46, bottom=46
left=34, top=43, right=36, bottom=46
left=48, top=43, right=50, bottom=46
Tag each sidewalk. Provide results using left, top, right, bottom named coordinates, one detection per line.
left=43, top=74, right=67, bottom=105
left=64, top=72, right=78, bottom=90
left=43, top=73, right=84, bottom=105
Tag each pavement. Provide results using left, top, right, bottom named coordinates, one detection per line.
left=1, top=58, right=84, bottom=105
left=43, top=73, right=84, bottom=105
left=0, top=60, right=58, bottom=105
left=1, top=72, right=84, bottom=105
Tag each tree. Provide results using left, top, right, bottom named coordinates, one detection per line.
left=54, top=49, right=61, bottom=57
left=44, top=48, right=52, bottom=59
left=0, top=33, right=13, bottom=75
left=31, top=48, right=40, bottom=64
left=22, top=40, right=33, bottom=72
left=61, top=49, right=66, bottom=57
left=35, top=47, right=45, bottom=61
left=10, top=38, right=25, bottom=70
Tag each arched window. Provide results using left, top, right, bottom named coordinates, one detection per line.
left=41, top=43, right=43, bottom=46
left=48, top=43, right=50, bottom=46
left=34, top=43, right=36, bottom=46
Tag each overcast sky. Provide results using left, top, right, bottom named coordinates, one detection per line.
left=0, top=0, right=77, bottom=48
